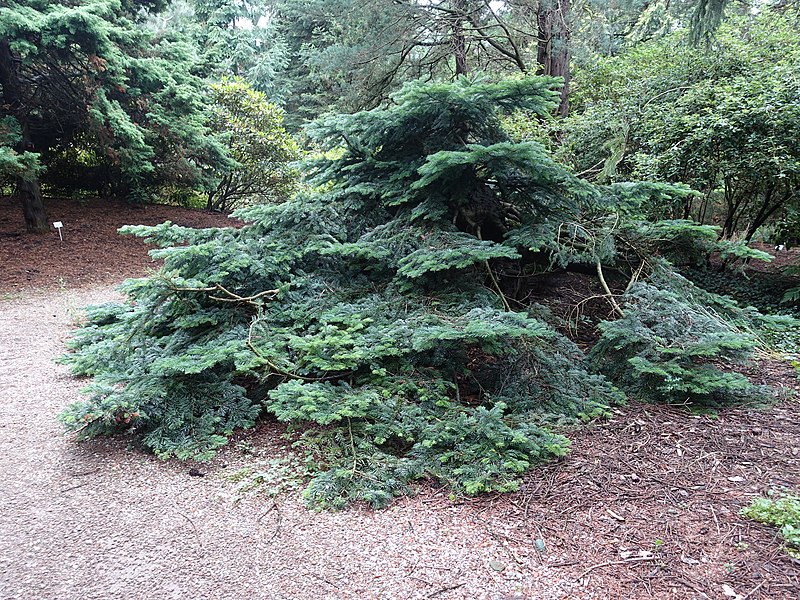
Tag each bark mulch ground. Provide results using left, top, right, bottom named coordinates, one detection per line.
left=1, top=197, right=798, bottom=599
left=0, top=196, right=238, bottom=291
left=507, top=395, right=800, bottom=598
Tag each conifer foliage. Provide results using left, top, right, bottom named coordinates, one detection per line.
left=61, top=77, right=626, bottom=507
left=1, top=0, right=232, bottom=224
left=590, top=281, right=767, bottom=407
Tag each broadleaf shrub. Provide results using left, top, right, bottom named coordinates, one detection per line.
left=741, top=490, right=800, bottom=557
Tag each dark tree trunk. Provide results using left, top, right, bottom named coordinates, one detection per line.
left=536, top=0, right=571, bottom=117
left=453, top=0, right=469, bottom=76
left=19, top=178, right=47, bottom=229
left=745, top=186, right=792, bottom=242
left=0, top=37, right=48, bottom=233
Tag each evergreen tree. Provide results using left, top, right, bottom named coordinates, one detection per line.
left=273, top=0, right=543, bottom=125
left=60, top=77, right=623, bottom=506
left=590, top=280, right=768, bottom=406
left=534, top=0, right=572, bottom=116
left=155, top=0, right=289, bottom=99
left=60, top=75, right=772, bottom=507
left=0, top=116, right=40, bottom=191
left=0, top=0, right=232, bottom=230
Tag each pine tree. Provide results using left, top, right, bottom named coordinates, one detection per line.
left=590, top=279, right=770, bottom=407
left=0, top=115, right=39, bottom=185
left=272, top=0, right=541, bottom=125
left=60, top=75, right=774, bottom=507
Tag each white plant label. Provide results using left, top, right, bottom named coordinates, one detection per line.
left=53, top=221, right=64, bottom=241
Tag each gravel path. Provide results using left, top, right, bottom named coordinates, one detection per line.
left=0, top=288, right=582, bottom=600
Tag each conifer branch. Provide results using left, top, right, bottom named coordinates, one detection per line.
left=246, top=321, right=350, bottom=383
left=164, top=280, right=280, bottom=306
left=625, top=261, right=647, bottom=294
left=477, top=226, right=512, bottom=312
left=596, top=260, right=625, bottom=318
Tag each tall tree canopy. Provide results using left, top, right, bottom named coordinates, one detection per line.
left=273, top=0, right=575, bottom=123
left=150, top=0, right=289, bottom=97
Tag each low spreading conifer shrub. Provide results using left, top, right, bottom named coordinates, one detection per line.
left=59, top=77, right=771, bottom=506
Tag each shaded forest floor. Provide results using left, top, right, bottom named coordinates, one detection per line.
left=1, top=197, right=799, bottom=599
left=0, top=196, right=240, bottom=290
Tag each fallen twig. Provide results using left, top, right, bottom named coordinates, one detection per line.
left=742, top=579, right=767, bottom=600
left=710, top=504, right=721, bottom=536
left=549, top=560, right=581, bottom=568
left=671, top=577, right=710, bottom=599
left=427, top=583, right=465, bottom=598
left=576, top=556, right=657, bottom=580
left=257, top=501, right=281, bottom=543
left=60, top=481, right=92, bottom=493
left=68, top=469, right=99, bottom=478
left=173, top=501, right=203, bottom=550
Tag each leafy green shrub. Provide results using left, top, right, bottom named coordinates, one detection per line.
left=771, top=206, right=800, bottom=247
left=752, top=313, right=800, bottom=356
left=0, top=116, right=41, bottom=184
left=206, top=78, right=300, bottom=212
left=590, top=281, right=769, bottom=406
left=741, top=490, right=800, bottom=557
left=562, top=13, right=800, bottom=240
left=60, top=77, right=626, bottom=507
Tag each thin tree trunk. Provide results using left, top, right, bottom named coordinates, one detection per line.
left=745, top=187, right=791, bottom=242
left=536, top=0, right=571, bottom=117
left=0, top=37, right=48, bottom=233
left=720, top=177, right=738, bottom=238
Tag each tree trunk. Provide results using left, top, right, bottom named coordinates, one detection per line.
left=0, top=37, right=48, bottom=233
left=745, top=187, right=791, bottom=242
left=536, top=0, right=571, bottom=117
left=18, top=178, right=47, bottom=229
left=453, top=0, right=469, bottom=76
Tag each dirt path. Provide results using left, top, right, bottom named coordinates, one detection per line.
left=0, top=287, right=582, bottom=600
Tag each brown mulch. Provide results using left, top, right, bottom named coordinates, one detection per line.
left=1, top=197, right=799, bottom=599
left=522, top=269, right=618, bottom=347
left=502, top=393, right=800, bottom=599
left=0, top=196, right=238, bottom=291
